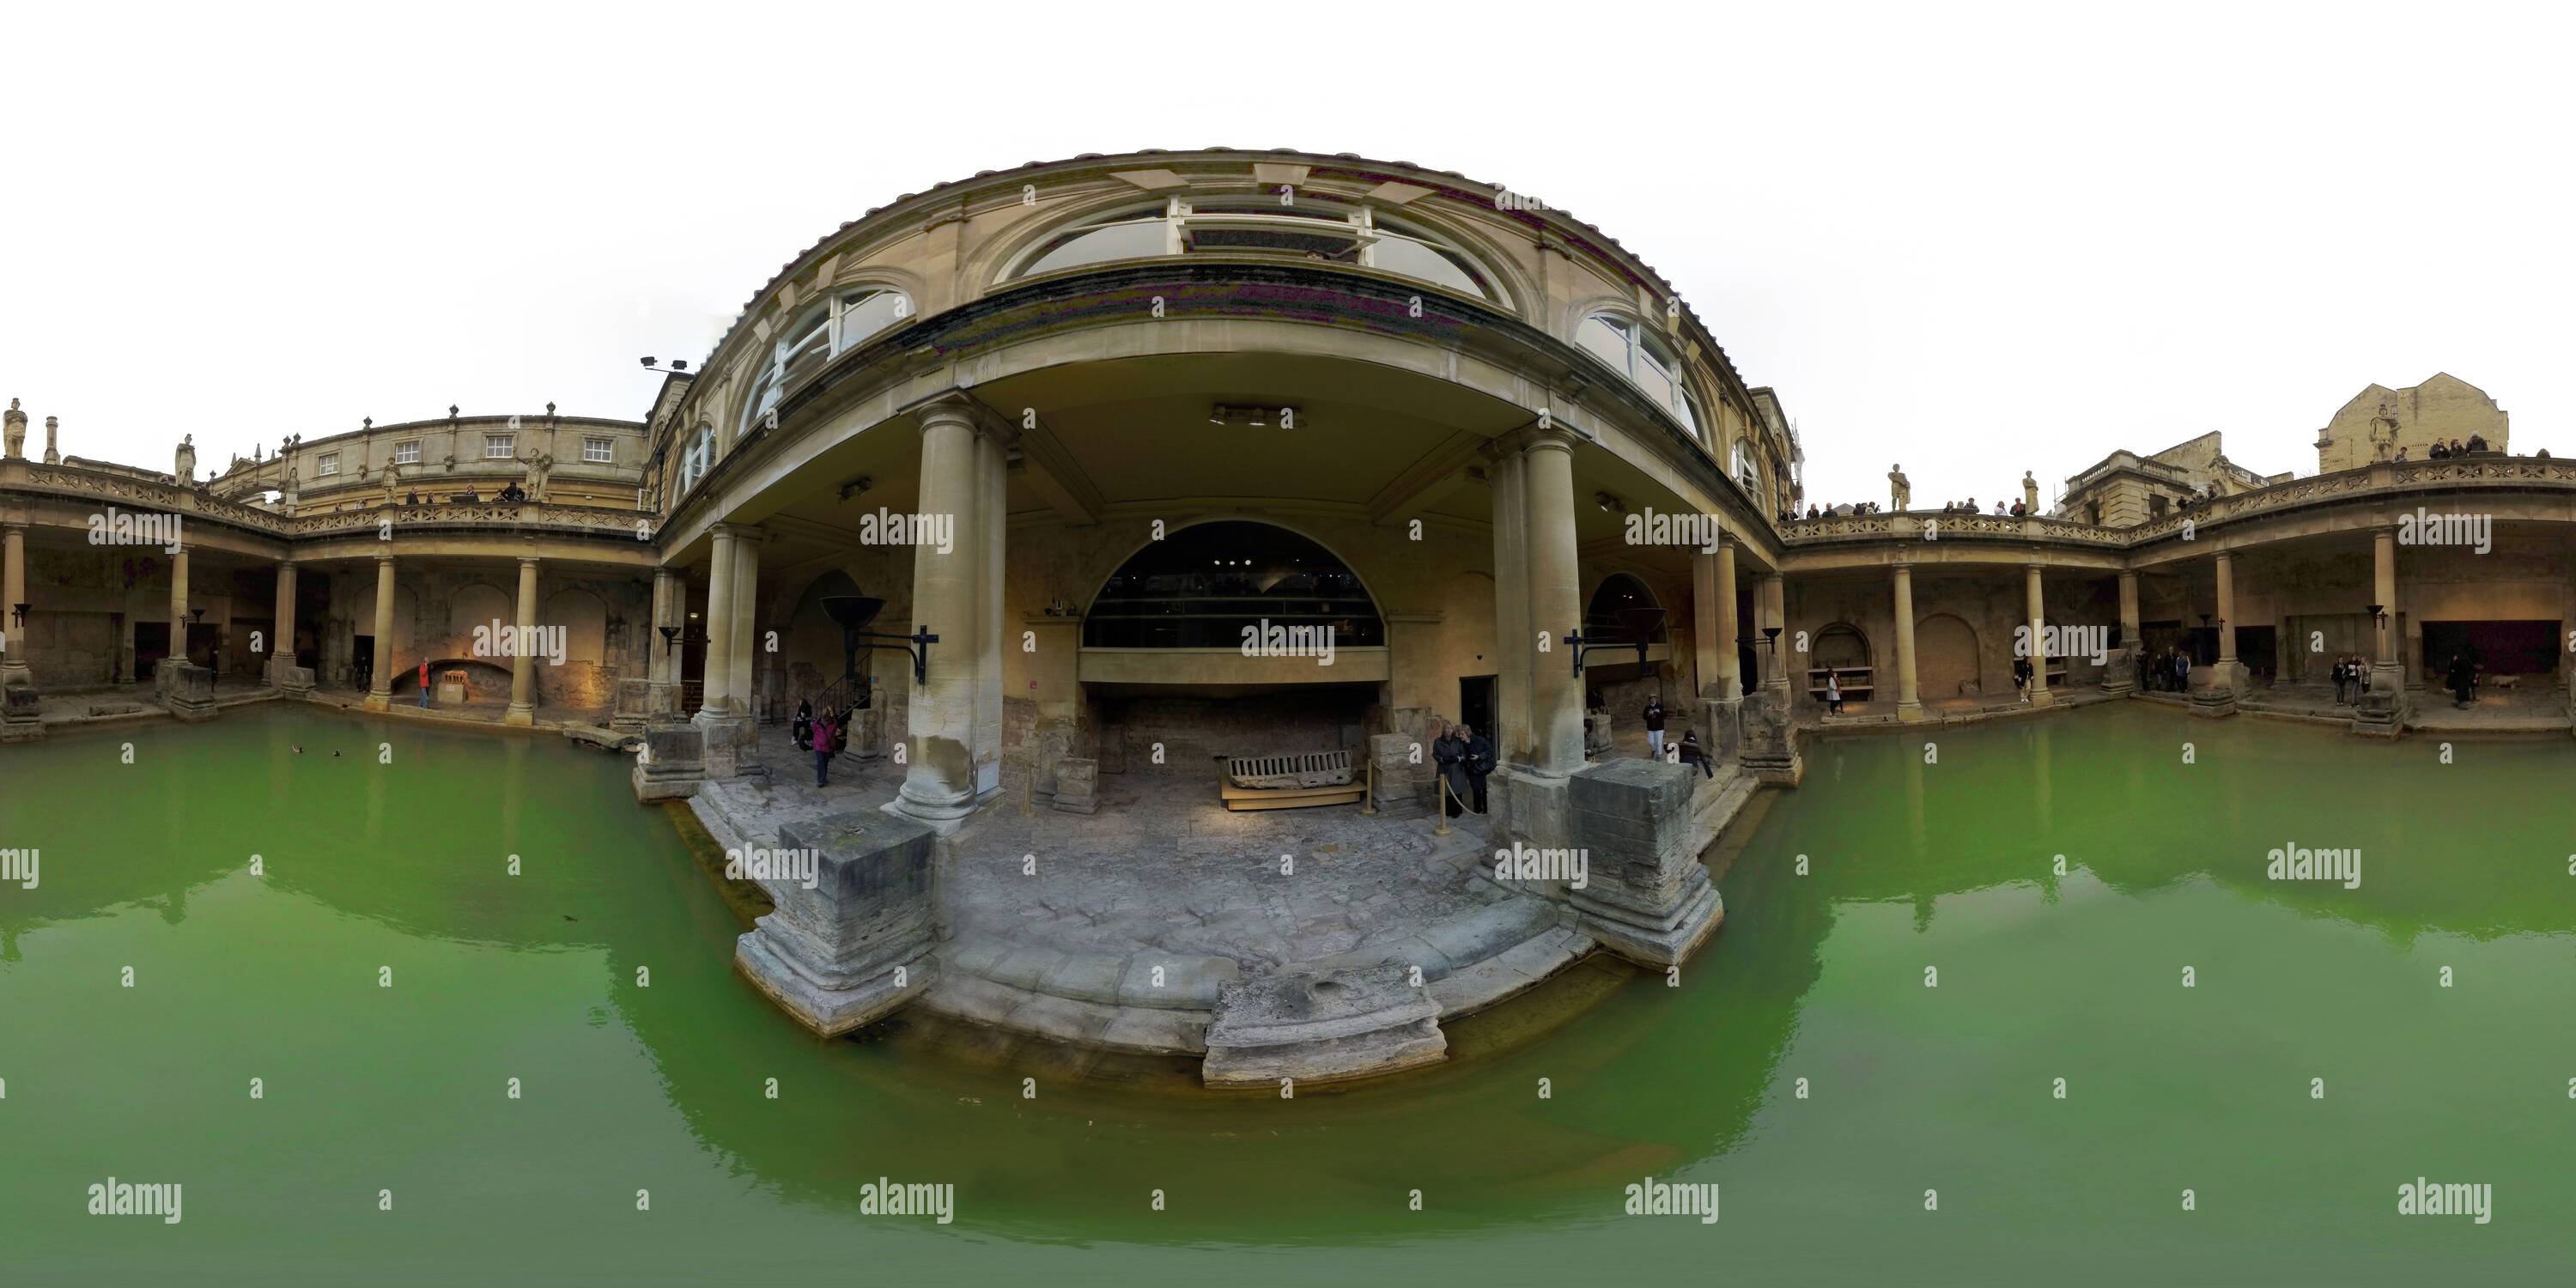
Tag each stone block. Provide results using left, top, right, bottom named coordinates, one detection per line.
left=632, top=724, right=705, bottom=802
left=158, top=661, right=217, bottom=723
left=1202, top=963, right=1447, bottom=1088
left=0, top=683, right=42, bottom=742
left=1051, top=756, right=1099, bottom=815
left=1735, top=687, right=1803, bottom=785
left=733, top=810, right=939, bottom=1037
left=1560, top=758, right=1724, bottom=968
left=611, top=677, right=653, bottom=732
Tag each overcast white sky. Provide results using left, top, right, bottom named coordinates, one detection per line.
left=5, top=3, right=2567, bottom=509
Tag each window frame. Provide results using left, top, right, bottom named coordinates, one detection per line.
left=483, top=434, right=515, bottom=460
left=1577, top=310, right=1709, bottom=447
left=738, top=289, right=915, bottom=435
left=315, top=452, right=340, bottom=477
left=581, top=436, right=614, bottom=465
left=1005, top=197, right=1505, bottom=304
left=392, top=440, right=421, bottom=465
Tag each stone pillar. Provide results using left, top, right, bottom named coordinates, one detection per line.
left=892, top=403, right=990, bottom=828
left=696, top=525, right=738, bottom=722
left=1, top=521, right=29, bottom=688
left=1487, top=447, right=1532, bottom=767
left=727, top=530, right=759, bottom=716
left=2353, top=526, right=2408, bottom=737
left=504, top=555, right=539, bottom=726
left=167, top=546, right=191, bottom=671
left=43, top=415, right=59, bottom=465
left=1710, top=537, right=1740, bottom=699
left=2023, top=563, right=2052, bottom=707
left=647, top=566, right=681, bottom=715
left=1893, top=562, right=1923, bottom=721
left=1758, top=573, right=1788, bottom=691
left=268, top=561, right=298, bottom=685
left=2105, top=569, right=2141, bottom=696
left=2215, top=552, right=2239, bottom=665
left=1698, top=535, right=1742, bottom=760
left=1521, top=428, right=1584, bottom=777
left=973, top=427, right=1009, bottom=799
left=1691, top=542, right=1722, bottom=701
left=365, top=554, right=397, bottom=711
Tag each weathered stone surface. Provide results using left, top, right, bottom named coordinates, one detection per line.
left=1558, top=757, right=1723, bottom=967
left=1203, top=962, right=1446, bottom=1088
left=1735, top=687, right=1803, bottom=785
left=733, top=810, right=939, bottom=1037
left=158, top=661, right=217, bottom=723
left=1051, top=756, right=1098, bottom=815
left=611, top=677, right=653, bottom=732
left=632, top=724, right=705, bottom=802
left=0, top=683, right=42, bottom=742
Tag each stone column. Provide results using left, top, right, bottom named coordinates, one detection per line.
left=504, top=555, right=539, bottom=726
left=973, top=426, right=1010, bottom=798
left=2372, top=527, right=2399, bottom=679
left=2106, top=569, right=2141, bottom=696
left=2215, top=551, right=2239, bottom=666
left=365, top=554, right=397, bottom=711
left=647, top=567, right=679, bottom=712
left=727, top=531, right=759, bottom=716
left=1710, top=536, right=1740, bottom=699
left=893, top=403, right=989, bottom=827
left=2023, top=563, right=2052, bottom=707
left=168, top=546, right=191, bottom=663
left=269, top=561, right=298, bottom=685
left=1893, top=562, right=1923, bottom=721
left=696, top=525, right=738, bottom=722
left=1487, top=447, right=1531, bottom=767
left=1, top=522, right=29, bottom=687
left=1759, top=572, right=1788, bottom=691
left=1522, top=428, right=1585, bottom=777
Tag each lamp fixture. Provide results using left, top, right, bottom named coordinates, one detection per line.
left=823, top=594, right=939, bottom=686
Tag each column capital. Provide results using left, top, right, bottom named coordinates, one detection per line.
left=2, top=519, right=26, bottom=535
left=517, top=554, right=542, bottom=568
left=908, top=392, right=1018, bottom=445
left=374, top=550, right=397, bottom=564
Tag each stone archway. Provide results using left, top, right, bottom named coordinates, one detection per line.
left=1917, top=612, right=1981, bottom=700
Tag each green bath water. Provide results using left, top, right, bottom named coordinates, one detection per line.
left=2, top=703, right=2569, bottom=1285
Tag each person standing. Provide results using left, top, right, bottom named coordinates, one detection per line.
left=1642, top=697, right=1667, bottom=761
left=810, top=709, right=839, bottom=786
left=2330, top=655, right=2348, bottom=704
left=2446, top=653, right=2476, bottom=708
left=2012, top=655, right=2032, bottom=702
left=1461, top=722, right=1495, bottom=814
left=416, top=659, right=430, bottom=708
left=792, top=699, right=813, bottom=751
left=1433, top=723, right=1470, bottom=817
left=1824, top=668, right=1843, bottom=715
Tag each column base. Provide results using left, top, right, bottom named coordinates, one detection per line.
left=632, top=725, right=707, bottom=802
left=2, top=677, right=43, bottom=742
left=1736, top=686, right=1803, bottom=786
left=1560, top=759, right=1725, bottom=969
left=2351, top=667, right=2408, bottom=738
left=157, top=662, right=220, bottom=724
left=1897, top=699, right=1927, bottom=722
left=363, top=691, right=392, bottom=713
left=884, top=783, right=981, bottom=835
left=502, top=702, right=535, bottom=727
left=691, top=710, right=765, bottom=779
left=733, top=810, right=939, bottom=1037
left=2026, top=688, right=2056, bottom=708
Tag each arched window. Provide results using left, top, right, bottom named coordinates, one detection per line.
left=1008, top=197, right=1504, bottom=302
left=1731, top=439, right=1765, bottom=509
left=738, top=289, right=914, bottom=435
left=1584, top=573, right=1664, bottom=642
left=1577, top=312, right=1705, bottom=443
left=1084, top=521, right=1383, bottom=648
left=676, top=425, right=714, bottom=496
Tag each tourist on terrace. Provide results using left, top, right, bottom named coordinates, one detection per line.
left=2451, top=438, right=2467, bottom=456
left=810, top=709, right=838, bottom=786
left=1642, top=697, right=1668, bottom=759
left=2466, top=433, right=2488, bottom=453
left=2429, top=440, right=2449, bottom=459
left=1824, top=668, right=1844, bottom=714
left=2393, top=447, right=2407, bottom=463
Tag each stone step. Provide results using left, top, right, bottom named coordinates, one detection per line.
left=915, top=969, right=1211, bottom=1056
left=1425, top=926, right=1593, bottom=1018
left=1202, top=963, right=1448, bottom=1088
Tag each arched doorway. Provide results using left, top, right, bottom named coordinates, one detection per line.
left=1916, top=613, right=1980, bottom=701
left=1811, top=622, right=1872, bottom=703
left=1085, top=520, right=1382, bottom=648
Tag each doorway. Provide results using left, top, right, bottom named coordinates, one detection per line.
left=134, top=621, right=171, bottom=682
left=1460, top=676, right=1494, bottom=738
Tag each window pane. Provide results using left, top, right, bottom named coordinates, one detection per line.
left=393, top=440, right=420, bottom=464
left=1020, top=220, right=1170, bottom=276
left=486, top=434, right=513, bottom=459
left=1577, top=315, right=1631, bottom=374
left=835, top=291, right=908, bottom=353
left=583, top=437, right=612, bottom=463
left=1679, top=391, right=1704, bottom=443
left=1370, top=234, right=1486, bottom=297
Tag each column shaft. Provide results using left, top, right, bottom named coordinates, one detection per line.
left=1893, top=562, right=1922, bottom=720
left=270, top=562, right=298, bottom=683
left=1522, top=432, right=1584, bottom=776
left=1691, top=540, right=1721, bottom=701
left=648, top=568, right=677, bottom=688
left=2117, top=570, right=2141, bottom=644
left=974, top=428, right=1009, bottom=794
left=896, top=407, right=986, bottom=821
left=504, top=556, right=539, bottom=726
left=727, top=532, right=758, bottom=715
left=696, top=526, right=737, bottom=720
left=2024, top=564, right=2051, bottom=703
left=2, top=523, right=27, bottom=683
left=1712, top=537, right=1740, bottom=699
left=169, top=549, right=191, bottom=663
left=2372, top=528, right=2399, bottom=674
left=366, top=556, right=397, bottom=710
left=1488, top=450, right=1531, bottom=765
left=2215, top=552, right=2239, bottom=663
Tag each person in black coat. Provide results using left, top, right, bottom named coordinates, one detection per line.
left=1460, top=723, right=1494, bottom=813
left=792, top=699, right=813, bottom=750
left=1433, top=726, right=1472, bottom=817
